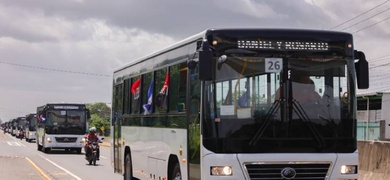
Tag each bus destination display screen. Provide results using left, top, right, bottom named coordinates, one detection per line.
left=237, top=40, right=329, bottom=51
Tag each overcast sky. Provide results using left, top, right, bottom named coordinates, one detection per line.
left=0, top=0, right=389, bottom=121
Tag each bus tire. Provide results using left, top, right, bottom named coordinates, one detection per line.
left=124, top=153, right=133, bottom=180
left=170, top=163, right=181, bottom=180
left=37, top=142, right=42, bottom=151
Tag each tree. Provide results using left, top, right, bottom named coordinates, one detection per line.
left=86, top=102, right=111, bottom=136
left=89, top=114, right=110, bottom=135
left=86, top=102, right=111, bottom=121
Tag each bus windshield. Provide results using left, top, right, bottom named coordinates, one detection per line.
left=203, top=52, right=354, bottom=153
left=28, top=117, right=37, bottom=131
left=45, top=110, right=86, bottom=135
left=18, top=119, right=27, bottom=130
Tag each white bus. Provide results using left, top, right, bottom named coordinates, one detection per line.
left=11, top=118, right=18, bottom=136
left=111, top=28, right=369, bottom=180
left=36, top=103, right=90, bottom=153
left=15, top=117, right=27, bottom=139
left=25, top=113, right=37, bottom=142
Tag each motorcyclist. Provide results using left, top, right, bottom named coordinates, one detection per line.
left=84, top=127, right=101, bottom=160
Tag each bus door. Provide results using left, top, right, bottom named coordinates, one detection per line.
left=113, top=83, right=123, bottom=173
left=188, top=65, right=201, bottom=180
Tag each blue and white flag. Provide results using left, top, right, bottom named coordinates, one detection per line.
left=143, top=79, right=154, bottom=115
left=38, top=114, right=46, bottom=123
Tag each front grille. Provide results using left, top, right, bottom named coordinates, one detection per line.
left=245, top=163, right=330, bottom=180
left=55, top=137, right=77, bottom=143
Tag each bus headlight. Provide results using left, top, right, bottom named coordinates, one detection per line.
left=341, top=165, right=357, bottom=174
left=210, top=166, right=233, bottom=176
left=46, top=137, right=51, bottom=144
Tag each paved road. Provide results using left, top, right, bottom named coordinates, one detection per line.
left=0, top=131, right=122, bottom=180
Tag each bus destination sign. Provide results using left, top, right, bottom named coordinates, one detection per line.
left=237, top=40, right=329, bottom=51
left=53, top=106, right=80, bottom=110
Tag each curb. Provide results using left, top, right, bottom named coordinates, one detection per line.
left=100, top=143, right=110, bottom=147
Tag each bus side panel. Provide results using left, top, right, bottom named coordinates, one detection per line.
left=36, top=127, right=45, bottom=146
left=122, top=126, right=188, bottom=180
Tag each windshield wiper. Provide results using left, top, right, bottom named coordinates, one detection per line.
left=291, top=100, right=326, bottom=150
left=249, top=99, right=284, bottom=146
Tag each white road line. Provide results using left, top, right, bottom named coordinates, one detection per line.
left=39, top=155, right=82, bottom=180
left=100, top=156, right=108, bottom=159
left=7, top=141, right=23, bottom=146
left=18, top=141, right=26, bottom=147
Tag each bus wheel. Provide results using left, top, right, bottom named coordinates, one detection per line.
left=171, top=163, right=181, bottom=180
left=37, top=142, right=42, bottom=151
left=124, top=154, right=133, bottom=180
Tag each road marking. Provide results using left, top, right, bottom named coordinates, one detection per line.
left=16, top=142, right=26, bottom=147
left=39, top=155, right=82, bottom=180
left=25, top=157, right=51, bottom=180
left=100, top=156, right=108, bottom=159
left=7, top=141, right=24, bottom=146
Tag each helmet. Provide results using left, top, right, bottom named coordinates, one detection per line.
left=89, top=127, right=96, bottom=133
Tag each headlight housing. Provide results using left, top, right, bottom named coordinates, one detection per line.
left=341, top=165, right=357, bottom=174
left=210, top=166, right=233, bottom=176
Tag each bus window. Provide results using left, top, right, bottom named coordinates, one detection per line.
left=154, top=68, right=169, bottom=113
left=169, top=62, right=187, bottom=112
left=130, top=76, right=141, bottom=114
left=123, top=79, right=131, bottom=114
left=142, top=73, right=153, bottom=115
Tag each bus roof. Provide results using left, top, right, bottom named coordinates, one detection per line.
left=37, top=103, right=87, bottom=111
left=114, top=29, right=207, bottom=73
left=113, top=28, right=352, bottom=80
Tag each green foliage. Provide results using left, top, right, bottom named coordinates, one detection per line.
left=86, top=102, right=111, bottom=136
left=89, top=114, right=109, bottom=129
left=86, top=102, right=111, bottom=121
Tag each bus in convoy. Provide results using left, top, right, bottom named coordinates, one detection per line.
left=111, top=29, right=369, bottom=180
left=36, top=103, right=90, bottom=153
left=7, top=121, right=13, bottom=134
left=4, top=121, right=10, bottom=133
left=15, top=117, right=27, bottom=139
left=25, top=113, right=37, bottom=142
left=11, top=118, right=18, bottom=136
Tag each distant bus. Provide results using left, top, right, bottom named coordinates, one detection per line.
left=7, top=121, right=13, bottom=134
left=3, top=122, right=9, bottom=132
left=11, top=119, right=17, bottom=136
left=36, top=103, right=90, bottom=153
left=15, top=117, right=27, bottom=138
left=111, top=29, right=369, bottom=180
left=25, top=113, right=37, bottom=142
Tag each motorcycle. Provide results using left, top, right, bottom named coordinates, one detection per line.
left=85, top=137, right=104, bottom=165
left=18, top=130, right=25, bottom=140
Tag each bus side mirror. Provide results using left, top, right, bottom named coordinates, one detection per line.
left=198, top=40, right=213, bottom=81
left=354, top=50, right=369, bottom=89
